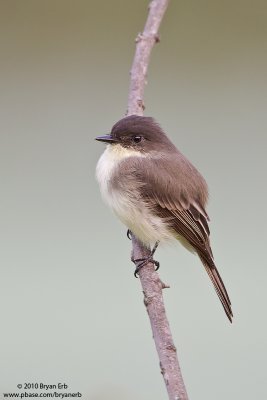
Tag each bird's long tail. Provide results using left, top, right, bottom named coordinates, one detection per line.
left=199, top=255, right=233, bottom=322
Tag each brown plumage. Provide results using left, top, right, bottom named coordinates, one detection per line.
left=132, top=155, right=233, bottom=322
left=96, top=115, right=233, bottom=322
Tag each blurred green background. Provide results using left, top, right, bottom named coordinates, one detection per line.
left=1, top=1, right=267, bottom=399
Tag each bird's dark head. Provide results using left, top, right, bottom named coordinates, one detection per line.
left=95, top=115, right=175, bottom=153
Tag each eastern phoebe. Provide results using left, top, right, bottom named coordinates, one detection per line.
left=95, top=115, right=233, bottom=322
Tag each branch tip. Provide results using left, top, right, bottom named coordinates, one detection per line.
left=135, top=33, right=143, bottom=43
left=161, top=281, right=170, bottom=289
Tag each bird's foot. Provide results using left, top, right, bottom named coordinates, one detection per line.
left=133, top=241, right=160, bottom=278
left=134, top=258, right=160, bottom=277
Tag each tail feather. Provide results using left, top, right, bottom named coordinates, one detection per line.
left=199, top=256, right=233, bottom=322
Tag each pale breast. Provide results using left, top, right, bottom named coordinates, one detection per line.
left=96, top=144, right=142, bottom=205
left=96, top=144, right=172, bottom=245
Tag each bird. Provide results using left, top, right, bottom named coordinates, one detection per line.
left=95, top=115, right=233, bottom=322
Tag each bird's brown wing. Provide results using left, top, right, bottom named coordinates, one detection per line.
left=136, top=157, right=233, bottom=322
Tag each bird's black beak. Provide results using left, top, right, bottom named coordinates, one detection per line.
left=95, top=134, right=117, bottom=143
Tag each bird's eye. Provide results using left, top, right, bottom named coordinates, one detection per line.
left=133, top=135, right=142, bottom=143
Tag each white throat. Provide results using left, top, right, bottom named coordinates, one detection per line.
left=96, top=143, right=144, bottom=203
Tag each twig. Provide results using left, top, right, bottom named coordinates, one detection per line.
left=127, top=0, right=168, bottom=116
left=126, top=1, right=189, bottom=399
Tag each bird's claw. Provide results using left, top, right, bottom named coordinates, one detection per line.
left=132, top=241, right=160, bottom=277
left=133, top=257, right=160, bottom=278
left=127, top=229, right=132, bottom=240
left=154, top=260, right=160, bottom=271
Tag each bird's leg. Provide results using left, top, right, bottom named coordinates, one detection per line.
left=127, top=229, right=132, bottom=240
left=133, top=241, right=160, bottom=278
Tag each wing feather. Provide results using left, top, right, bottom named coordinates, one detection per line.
left=135, top=156, right=233, bottom=321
